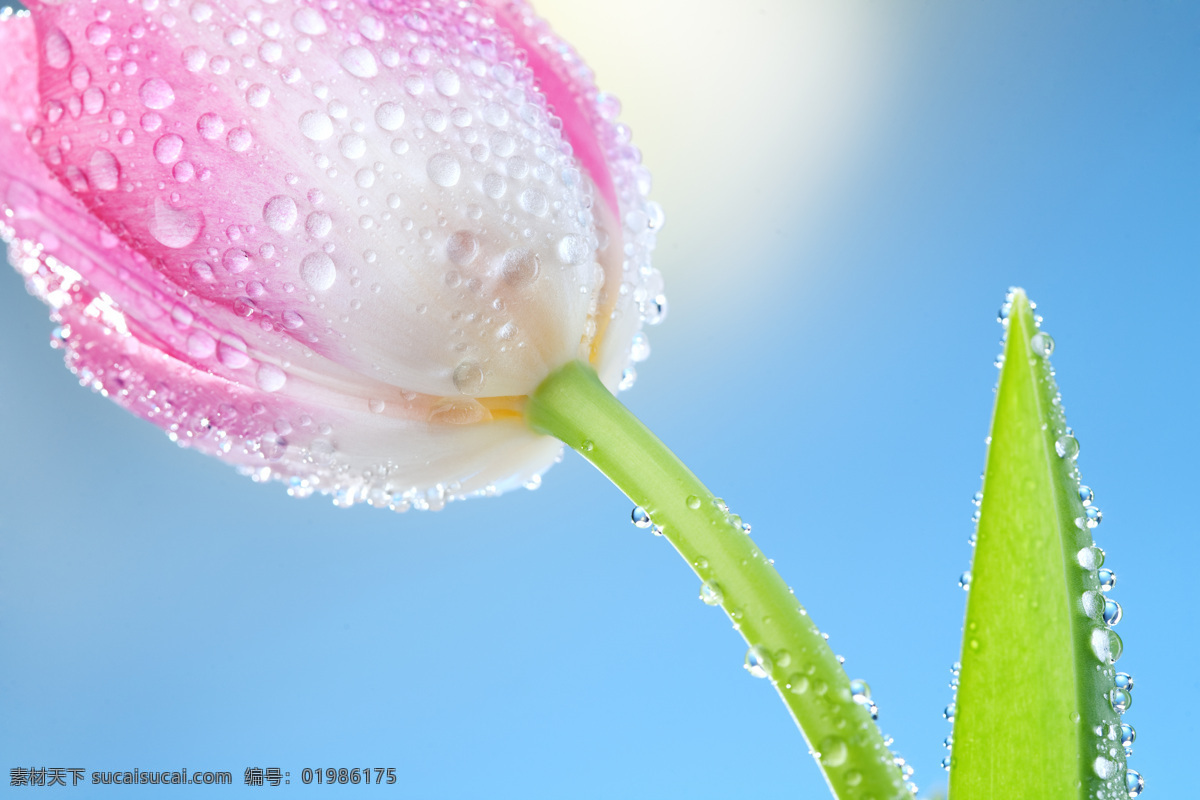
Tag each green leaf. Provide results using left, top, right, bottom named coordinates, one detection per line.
left=948, top=290, right=1132, bottom=799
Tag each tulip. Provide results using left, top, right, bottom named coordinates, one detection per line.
left=0, top=0, right=664, bottom=509
left=1, top=3, right=913, bottom=798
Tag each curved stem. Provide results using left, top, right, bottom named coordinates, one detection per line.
left=526, top=361, right=912, bottom=800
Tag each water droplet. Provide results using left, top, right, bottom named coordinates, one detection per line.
left=87, top=148, right=120, bottom=191
left=1093, top=756, right=1118, bottom=780
left=263, top=195, right=297, bottom=232
left=1077, top=546, right=1101, bottom=570
left=1085, top=505, right=1103, bottom=528
left=958, top=571, right=972, bottom=591
left=434, top=68, right=460, bottom=96
left=223, top=248, right=251, bottom=273
left=645, top=294, right=669, bottom=325
left=1125, top=768, right=1144, bottom=797
left=1079, top=485, right=1094, bottom=506
left=375, top=102, right=404, bottom=131
left=1082, top=590, right=1103, bottom=620
left=446, top=231, right=478, bottom=266
left=300, top=110, right=334, bottom=141
left=331, top=136, right=364, bottom=163
left=1110, top=687, right=1132, bottom=714
left=218, top=336, right=250, bottom=369
left=282, top=310, right=304, bottom=329
left=82, top=87, right=105, bottom=115
left=340, top=46, right=378, bottom=78
left=427, top=153, right=461, bottom=187
left=1055, top=434, right=1079, bottom=459
left=139, top=78, right=175, bottom=110
left=305, top=212, right=333, bottom=238
left=1114, top=671, right=1134, bottom=692
left=744, top=646, right=771, bottom=678
left=153, top=133, right=183, bottom=164
left=256, top=363, right=286, bottom=392
left=482, top=172, right=507, bottom=198
left=1120, top=722, right=1135, bottom=751
left=515, top=188, right=546, bottom=217
left=86, top=22, right=113, bottom=47
left=943, top=703, right=956, bottom=722
left=246, top=84, right=271, bottom=108
left=186, top=330, right=216, bottom=358
left=226, top=127, right=252, bottom=152
left=699, top=581, right=723, bottom=606
left=452, top=361, right=484, bottom=395
left=300, top=252, right=336, bottom=290
left=631, top=506, right=652, bottom=528
left=43, top=28, right=72, bottom=70
left=818, top=736, right=848, bottom=768
left=1030, top=331, right=1055, bottom=357
left=501, top=249, right=539, bottom=287
left=292, top=7, right=327, bottom=35
left=685, top=495, right=701, bottom=510
left=149, top=199, right=203, bottom=248
left=849, top=678, right=871, bottom=703
left=1103, top=598, right=1123, bottom=626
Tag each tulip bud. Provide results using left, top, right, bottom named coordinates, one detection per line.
left=0, top=1, right=664, bottom=509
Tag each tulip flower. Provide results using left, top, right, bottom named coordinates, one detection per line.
left=1, top=2, right=912, bottom=798
left=0, top=0, right=664, bottom=509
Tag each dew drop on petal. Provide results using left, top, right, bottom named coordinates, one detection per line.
left=186, top=330, right=215, bottom=358
left=434, top=68, right=460, bottom=96
left=87, top=148, right=120, bottom=190
left=82, top=87, right=105, bottom=115
left=86, top=22, right=113, bottom=47
left=291, top=7, right=327, bottom=35
left=149, top=199, right=203, bottom=248
left=340, top=46, right=378, bottom=78
left=226, top=127, right=252, bottom=152
left=246, top=84, right=271, bottom=108
left=255, top=363, right=287, bottom=392
left=263, top=195, right=298, bottom=232
left=43, top=28, right=72, bottom=70
left=197, top=112, right=224, bottom=139
left=182, top=45, right=207, bottom=72
left=501, top=248, right=539, bottom=287
left=556, top=235, right=590, bottom=265
left=218, top=336, right=250, bottom=369
left=305, top=211, right=332, bottom=238
left=339, top=133, right=366, bottom=159
left=427, top=153, right=461, bottom=187
left=374, top=102, right=404, bottom=131
left=222, top=248, right=251, bottom=273
left=153, top=133, right=183, bottom=164
left=518, top=188, right=548, bottom=216
left=482, top=173, right=506, bottom=198
left=452, top=361, right=484, bottom=395
left=300, top=252, right=336, bottom=290
left=300, top=110, right=333, bottom=141
left=139, top=78, right=175, bottom=110
left=446, top=231, right=478, bottom=266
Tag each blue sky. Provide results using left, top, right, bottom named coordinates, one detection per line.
left=2, top=1, right=1197, bottom=798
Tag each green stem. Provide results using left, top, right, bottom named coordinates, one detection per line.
left=527, top=360, right=912, bottom=800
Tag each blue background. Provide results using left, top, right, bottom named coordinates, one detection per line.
left=1, top=1, right=1197, bottom=797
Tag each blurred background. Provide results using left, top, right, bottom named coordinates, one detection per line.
left=2, top=1, right=1197, bottom=797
